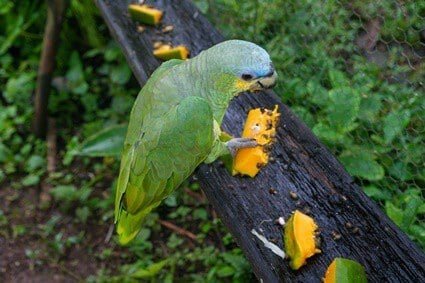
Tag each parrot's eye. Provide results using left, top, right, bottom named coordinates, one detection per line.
left=241, top=73, right=254, bottom=81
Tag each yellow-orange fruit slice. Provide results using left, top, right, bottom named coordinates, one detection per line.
left=153, top=44, right=190, bottom=60
left=232, top=105, right=279, bottom=177
left=128, top=4, right=163, bottom=26
left=284, top=210, right=321, bottom=270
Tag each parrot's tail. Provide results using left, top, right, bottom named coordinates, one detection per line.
left=116, top=208, right=151, bottom=245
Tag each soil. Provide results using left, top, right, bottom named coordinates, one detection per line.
left=0, top=183, right=126, bottom=282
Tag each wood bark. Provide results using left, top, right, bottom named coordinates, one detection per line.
left=95, top=0, right=425, bottom=282
left=33, top=0, right=68, bottom=139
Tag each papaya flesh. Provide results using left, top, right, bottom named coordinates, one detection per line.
left=232, top=105, right=280, bottom=177
left=284, top=210, right=320, bottom=270
left=324, top=258, right=367, bottom=283
left=128, top=4, right=163, bottom=26
left=153, top=44, right=190, bottom=60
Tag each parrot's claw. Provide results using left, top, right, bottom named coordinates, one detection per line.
left=226, top=137, right=258, bottom=157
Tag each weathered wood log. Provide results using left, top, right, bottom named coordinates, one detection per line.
left=95, top=0, right=425, bottom=282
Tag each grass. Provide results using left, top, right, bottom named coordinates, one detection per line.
left=0, top=0, right=423, bottom=281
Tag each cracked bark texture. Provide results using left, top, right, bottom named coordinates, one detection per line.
left=95, top=0, right=425, bottom=282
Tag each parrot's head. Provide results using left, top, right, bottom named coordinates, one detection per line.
left=205, top=40, right=277, bottom=94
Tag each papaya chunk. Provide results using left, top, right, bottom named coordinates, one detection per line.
left=232, top=105, right=280, bottom=177
left=153, top=44, right=190, bottom=60
left=284, top=210, right=320, bottom=270
left=128, top=4, right=163, bottom=26
left=324, top=258, right=367, bottom=283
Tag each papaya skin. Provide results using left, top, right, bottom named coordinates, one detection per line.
left=324, top=258, right=367, bottom=283
left=284, top=210, right=320, bottom=270
left=232, top=105, right=279, bottom=177
left=128, top=4, right=163, bottom=26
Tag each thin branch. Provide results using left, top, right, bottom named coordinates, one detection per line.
left=158, top=219, right=197, bottom=241
left=33, top=0, right=68, bottom=139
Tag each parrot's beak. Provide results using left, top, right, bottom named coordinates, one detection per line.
left=250, top=71, right=277, bottom=92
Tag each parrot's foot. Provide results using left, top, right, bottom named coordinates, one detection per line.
left=226, top=137, right=258, bottom=157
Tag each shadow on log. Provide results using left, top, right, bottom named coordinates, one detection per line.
left=95, top=0, right=425, bottom=282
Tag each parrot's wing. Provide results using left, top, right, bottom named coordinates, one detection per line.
left=115, top=96, right=214, bottom=243
left=114, top=59, right=186, bottom=221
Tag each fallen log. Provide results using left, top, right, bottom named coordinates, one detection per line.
left=95, top=0, right=425, bottom=282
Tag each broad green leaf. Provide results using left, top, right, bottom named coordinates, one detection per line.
left=383, top=110, right=411, bottom=144
left=307, top=80, right=328, bottom=106
left=50, top=185, right=77, bottom=202
left=130, top=259, right=170, bottom=279
left=78, top=124, right=127, bottom=157
left=292, top=106, right=315, bottom=128
left=339, top=150, right=384, bottom=181
left=363, top=185, right=391, bottom=200
left=313, top=122, right=346, bottom=144
left=409, top=225, right=425, bottom=247
left=385, top=202, right=403, bottom=226
left=110, top=63, right=131, bottom=85
left=76, top=207, right=91, bottom=223
left=388, top=162, right=413, bottom=181
left=401, top=196, right=421, bottom=230
left=328, top=69, right=348, bottom=88
left=358, top=94, right=382, bottom=121
left=327, top=87, right=360, bottom=130
left=25, top=155, right=45, bottom=173
left=216, top=265, right=236, bottom=277
left=22, top=174, right=40, bottom=186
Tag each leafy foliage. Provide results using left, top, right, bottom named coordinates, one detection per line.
left=0, top=0, right=423, bottom=281
left=196, top=0, right=424, bottom=248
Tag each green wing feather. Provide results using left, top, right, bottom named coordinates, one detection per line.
left=115, top=60, right=214, bottom=244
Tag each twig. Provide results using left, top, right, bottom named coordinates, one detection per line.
left=184, top=188, right=205, bottom=203
left=104, top=224, right=114, bottom=243
left=158, top=219, right=197, bottom=241
left=33, top=0, right=69, bottom=139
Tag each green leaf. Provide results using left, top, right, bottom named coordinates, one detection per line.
left=339, top=149, right=384, bottom=181
left=291, top=106, right=315, bottom=128
left=216, top=265, right=235, bottom=277
left=385, top=201, right=403, bottom=226
left=313, top=122, right=345, bottom=144
left=383, top=110, right=411, bottom=144
left=327, top=87, right=360, bottom=130
left=401, top=196, right=421, bottom=230
left=358, top=94, right=382, bottom=121
left=78, top=124, right=127, bottom=157
left=25, top=155, right=45, bottom=173
left=363, top=185, right=391, bottom=200
left=110, top=63, right=131, bottom=85
left=328, top=69, right=348, bottom=88
left=50, top=185, right=77, bottom=202
left=130, top=259, right=170, bottom=279
left=22, top=175, right=40, bottom=186
left=76, top=206, right=91, bottom=223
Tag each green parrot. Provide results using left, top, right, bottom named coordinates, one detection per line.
left=116, top=40, right=277, bottom=245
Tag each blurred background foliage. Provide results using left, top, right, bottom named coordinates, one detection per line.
left=0, top=0, right=423, bottom=281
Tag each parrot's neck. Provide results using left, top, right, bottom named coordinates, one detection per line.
left=182, top=52, right=240, bottom=124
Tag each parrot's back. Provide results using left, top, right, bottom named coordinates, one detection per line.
left=115, top=59, right=214, bottom=244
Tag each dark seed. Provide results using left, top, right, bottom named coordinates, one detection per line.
left=227, top=184, right=234, bottom=190
left=345, top=222, right=353, bottom=229
left=269, top=188, right=277, bottom=195
left=352, top=227, right=360, bottom=234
